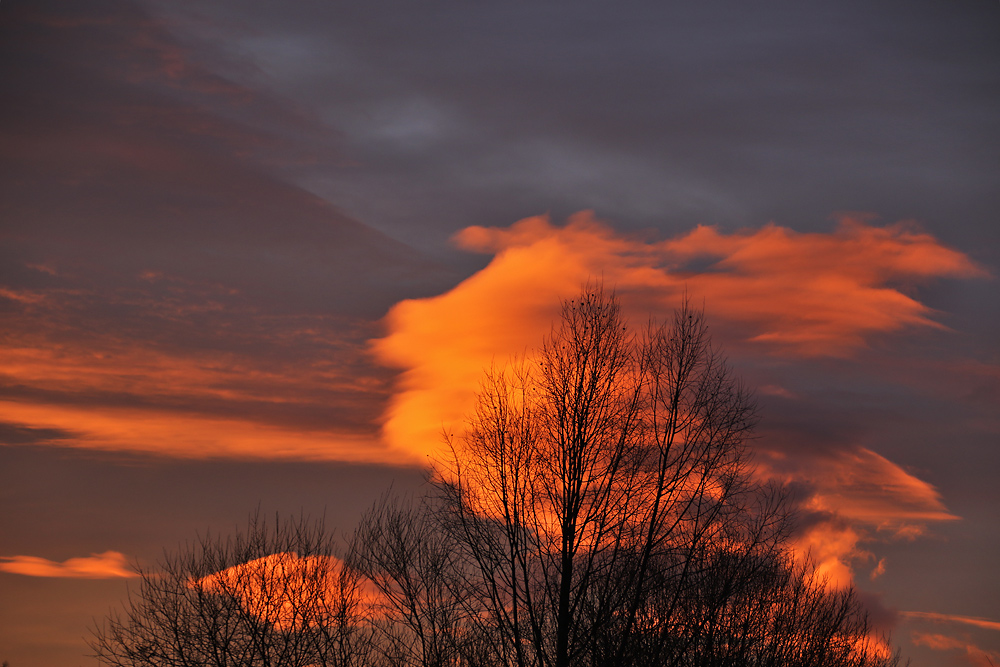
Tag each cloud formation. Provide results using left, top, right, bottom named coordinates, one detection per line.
left=0, top=551, right=136, bottom=578
left=375, top=212, right=983, bottom=461
left=903, top=612, right=1000, bottom=633
left=195, top=553, right=381, bottom=629
left=1, top=0, right=451, bottom=465
left=758, top=445, right=959, bottom=586
left=911, top=632, right=1000, bottom=667
left=371, top=213, right=983, bottom=589
left=0, top=273, right=400, bottom=461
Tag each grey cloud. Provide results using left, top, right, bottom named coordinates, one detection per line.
left=145, top=0, right=999, bottom=255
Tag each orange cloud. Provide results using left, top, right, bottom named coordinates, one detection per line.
left=456, top=214, right=985, bottom=355
left=374, top=213, right=983, bottom=463
left=0, top=400, right=390, bottom=462
left=0, top=551, right=136, bottom=578
left=789, top=520, right=864, bottom=588
left=0, top=284, right=405, bottom=461
left=904, top=612, right=1000, bottom=633
left=770, top=446, right=958, bottom=530
left=3, top=213, right=982, bottom=472
left=911, top=632, right=1000, bottom=667
left=194, top=553, right=380, bottom=629
left=371, top=213, right=980, bottom=591
left=756, top=445, right=957, bottom=588
left=1, top=310, right=382, bottom=413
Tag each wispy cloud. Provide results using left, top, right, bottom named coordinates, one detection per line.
left=911, top=631, right=1000, bottom=667
left=0, top=551, right=136, bottom=579
left=904, top=612, right=1000, bottom=633
left=0, top=279, right=400, bottom=462
left=457, top=213, right=986, bottom=354
left=0, top=400, right=390, bottom=462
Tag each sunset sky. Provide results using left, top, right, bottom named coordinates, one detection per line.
left=1, top=1, right=998, bottom=665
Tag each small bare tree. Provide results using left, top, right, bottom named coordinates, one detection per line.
left=350, top=493, right=481, bottom=667
left=90, top=512, right=374, bottom=667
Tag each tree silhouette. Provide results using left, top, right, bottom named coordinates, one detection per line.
left=354, top=287, right=901, bottom=667
left=93, top=288, right=903, bottom=667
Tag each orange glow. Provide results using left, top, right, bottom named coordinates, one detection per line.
left=771, top=446, right=958, bottom=530
left=903, top=612, right=1000, bottom=633
left=0, top=551, right=136, bottom=578
left=194, top=553, right=381, bottom=630
left=4, top=212, right=984, bottom=485
left=375, top=213, right=983, bottom=463
left=371, top=213, right=979, bottom=592
left=0, top=399, right=393, bottom=462
left=911, top=632, right=1000, bottom=667
left=789, top=520, right=863, bottom=588
left=1, top=318, right=382, bottom=409
left=756, top=446, right=957, bottom=588
left=0, top=292, right=410, bottom=461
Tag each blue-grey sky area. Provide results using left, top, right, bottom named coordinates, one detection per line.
left=1, top=1, right=997, bottom=665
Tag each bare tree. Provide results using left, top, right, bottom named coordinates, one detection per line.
left=356, top=287, right=902, bottom=667
left=90, top=512, right=373, bottom=667
left=433, top=288, right=766, bottom=667
left=94, top=288, right=903, bottom=667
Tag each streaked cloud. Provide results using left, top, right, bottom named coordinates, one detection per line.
left=762, top=446, right=959, bottom=530
left=0, top=551, right=136, bottom=579
left=904, top=612, right=1000, bottom=633
left=0, top=279, right=405, bottom=462
left=0, top=400, right=390, bottom=463
left=2, top=0, right=996, bottom=664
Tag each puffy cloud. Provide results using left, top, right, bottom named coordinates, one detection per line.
left=371, top=213, right=983, bottom=591
left=374, top=213, right=983, bottom=463
left=0, top=551, right=136, bottom=579
left=194, top=553, right=381, bottom=629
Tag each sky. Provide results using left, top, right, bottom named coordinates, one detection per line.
left=0, top=0, right=997, bottom=664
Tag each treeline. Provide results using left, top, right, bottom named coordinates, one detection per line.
left=92, top=290, right=902, bottom=667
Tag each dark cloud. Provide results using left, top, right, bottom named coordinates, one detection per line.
left=0, top=421, right=78, bottom=445
left=142, top=0, right=1000, bottom=258
left=1, top=0, right=454, bottom=320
